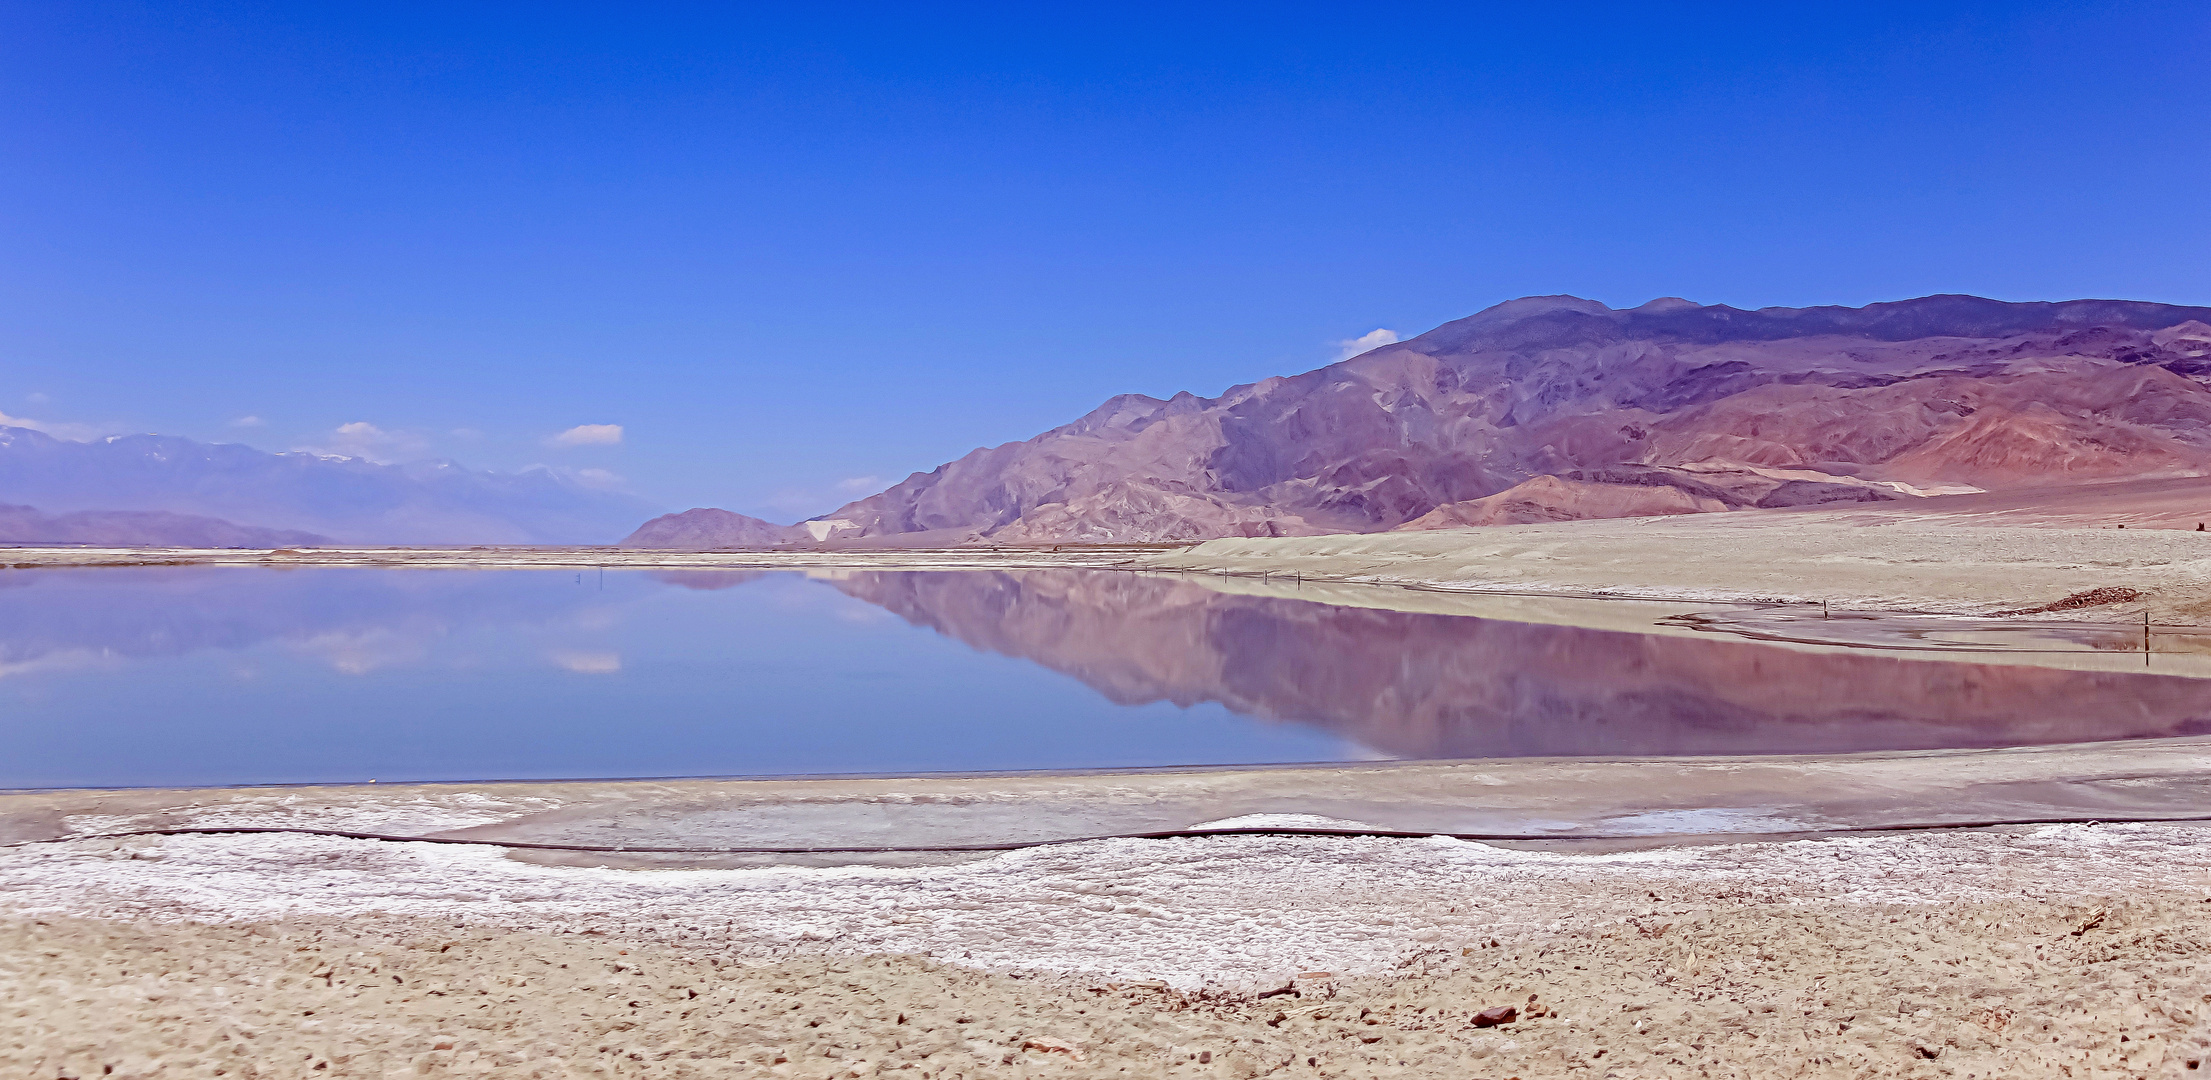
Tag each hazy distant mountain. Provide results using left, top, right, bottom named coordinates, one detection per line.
left=620, top=508, right=796, bottom=548
left=786, top=294, right=2211, bottom=542
left=0, top=427, right=655, bottom=545
left=0, top=504, right=329, bottom=548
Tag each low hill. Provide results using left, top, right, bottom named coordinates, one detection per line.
left=620, top=508, right=795, bottom=548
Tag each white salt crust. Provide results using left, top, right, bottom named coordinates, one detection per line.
left=3, top=822, right=2205, bottom=991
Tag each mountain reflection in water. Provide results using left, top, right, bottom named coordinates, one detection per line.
left=824, top=570, right=2211, bottom=757
left=4, top=565, right=2210, bottom=790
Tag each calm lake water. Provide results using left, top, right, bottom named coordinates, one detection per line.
left=4, top=566, right=2208, bottom=789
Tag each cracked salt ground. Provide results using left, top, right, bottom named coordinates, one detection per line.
left=73, top=791, right=563, bottom=838
left=3, top=822, right=2207, bottom=991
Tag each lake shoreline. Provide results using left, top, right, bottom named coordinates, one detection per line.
left=11, top=505, right=2211, bottom=623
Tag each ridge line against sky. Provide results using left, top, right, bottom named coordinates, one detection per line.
left=2, top=2, right=2206, bottom=523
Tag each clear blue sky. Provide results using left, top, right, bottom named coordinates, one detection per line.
left=3, top=2, right=2205, bottom=521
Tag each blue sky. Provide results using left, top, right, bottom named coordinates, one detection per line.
left=2, top=2, right=2205, bottom=521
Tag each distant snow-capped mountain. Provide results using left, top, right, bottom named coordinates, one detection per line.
left=0, top=427, right=657, bottom=545
left=0, top=503, right=330, bottom=548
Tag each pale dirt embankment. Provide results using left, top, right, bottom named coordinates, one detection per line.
left=1145, top=516, right=2211, bottom=622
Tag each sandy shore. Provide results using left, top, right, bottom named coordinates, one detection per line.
left=10, top=738, right=2211, bottom=855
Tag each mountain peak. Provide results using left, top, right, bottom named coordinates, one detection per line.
left=1465, top=295, right=1615, bottom=323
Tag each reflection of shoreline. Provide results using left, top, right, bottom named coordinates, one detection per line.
left=829, top=569, right=2211, bottom=758
left=647, top=570, right=765, bottom=591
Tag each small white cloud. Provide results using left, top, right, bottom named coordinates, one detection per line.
left=550, top=423, right=623, bottom=447
left=552, top=650, right=622, bottom=674
left=25, top=392, right=50, bottom=405
left=450, top=427, right=485, bottom=439
left=834, top=475, right=884, bottom=494
left=0, top=648, right=114, bottom=680
left=229, top=415, right=265, bottom=428
left=1334, top=328, right=1400, bottom=360
left=308, top=421, right=430, bottom=463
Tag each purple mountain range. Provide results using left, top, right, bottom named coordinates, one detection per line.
left=626, top=293, right=2211, bottom=546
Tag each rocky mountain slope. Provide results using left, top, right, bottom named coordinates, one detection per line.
left=0, top=427, right=654, bottom=545
left=0, top=504, right=328, bottom=548
left=792, top=294, right=2211, bottom=542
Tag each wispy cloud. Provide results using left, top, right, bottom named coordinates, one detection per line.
left=552, top=650, right=622, bottom=674
left=549, top=423, right=623, bottom=447
left=570, top=467, right=626, bottom=490
left=763, top=489, right=829, bottom=516
left=229, top=415, right=266, bottom=428
left=1334, top=328, right=1400, bottom=360
left=0, top=410, right=116, bottom=441
left=761, top=474, right=891, bottom=517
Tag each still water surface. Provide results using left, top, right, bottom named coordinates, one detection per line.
left=4, top=566, right=2207, bottom=789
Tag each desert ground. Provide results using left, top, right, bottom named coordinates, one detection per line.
left=10, top=499, right=2211, bottom=1077
left=1152, top=512, right=2211, bottom=624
